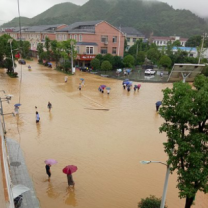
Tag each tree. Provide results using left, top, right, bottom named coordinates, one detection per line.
left=101, top=60, right=112, bottom=71
left=185, top=35, right=202, bottom=47
left=21, top=41, right=31, bottom=58
left=138, top=195, right=168, bottom=208
left=123, top=54, right=135, bottom=67
left=159, top=55, right=172, bottom=69
left=95, top=54, right=103, bottom=63
left=136, top=51, right=145, bottom=65
left=90, top=58, right=100, bottom=70
left=113, top=55, right=123, bottom=69
left=159, top=76, right=208, bottom=208
left=146, top=48, right=160, bottom=64
left=51, top=40, right=62, bottom=67
left=37, top=43, right=44, bottom=62
left=103, top=53, right=115, bottom=66
left=172, top=40, right=182, bottom=47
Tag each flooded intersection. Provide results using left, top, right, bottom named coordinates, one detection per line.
left=0, top=61, right=207, bottom=208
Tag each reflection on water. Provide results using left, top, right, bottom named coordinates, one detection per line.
left=46, top=182, right=60, bottom=199
left=0, top=61, right=207, bottom=208
left=64, top=187, right=77, bottom=207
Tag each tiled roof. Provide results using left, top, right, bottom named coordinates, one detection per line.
left=57, top=20, right=103, bottom=33
left=118, top=27, right=144, bottom=37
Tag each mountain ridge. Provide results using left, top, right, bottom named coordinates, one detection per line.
left=1, top=0, right=207, bottom=38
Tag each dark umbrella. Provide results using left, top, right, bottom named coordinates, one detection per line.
left=14, top=103, right=21, bottom=107
left=156, top=101, right=162, bottom=106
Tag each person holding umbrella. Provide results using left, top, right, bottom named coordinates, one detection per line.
left=156, top=101, right=162, bottom=112
left=63, top=165, right=77, bottom=188
left=106, top=87, right=111, bottom=95
left=14, top=103, right=21, bottom=115
left=45, top=159, right=57, bottom=181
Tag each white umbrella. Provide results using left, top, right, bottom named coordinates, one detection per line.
left=12, top=184, right=30, bottom=199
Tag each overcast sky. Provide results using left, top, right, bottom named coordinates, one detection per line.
left=0, top=0, right=207, bottom=25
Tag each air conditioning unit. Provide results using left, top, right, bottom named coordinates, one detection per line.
left=104, top=41, right=108, bottom=45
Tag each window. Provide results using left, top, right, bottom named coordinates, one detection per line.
left=101, top=35, right=108, bottom=43
left=112, top=47, right=117, bottom=54
left=133, top=38, right=137, bottom=43
left=79, top=35, right=82, bottom=42
left=101, top=47, right=107, bottom=54
left=74, top=35, right=77, bottom=41
left=76, top=46, right=80, bottom=54
left=112, top=36, right=117, bottom=43
left=86, top=47, right=94, bottom=54
left=127, top=37, right=130, bottom=42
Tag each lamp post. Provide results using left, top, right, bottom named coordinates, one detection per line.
left=71, top=41, right=74, bottom=74
left=8, top=39, right=15, bottom=72
left=140, top=160, right=170, bottom=208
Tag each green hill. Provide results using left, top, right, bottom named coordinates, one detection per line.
left=1, top=0, right=208, bottom=38
left=2, top=17, right=31, bottom=27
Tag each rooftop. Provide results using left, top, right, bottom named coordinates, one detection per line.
left=118, top=27, right=144, bottom=37
left=57, top=20, right=103, bottom=33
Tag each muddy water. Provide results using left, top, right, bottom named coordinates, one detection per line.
left=0, top=61, right=207, bottom=208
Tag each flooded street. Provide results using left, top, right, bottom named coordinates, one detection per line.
left=0, top=61, right=207, bottom=208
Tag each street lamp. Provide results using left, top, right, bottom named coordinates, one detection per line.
left=71, top=41, right=74, bottom=74
left=8, top=39, right=15, bottom=72
left=140, top=160, right=170, bottom=208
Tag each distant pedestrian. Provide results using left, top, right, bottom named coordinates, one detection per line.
left=45, top=164, right=51, bottom=180
left=67, top=173, right=75, bottom=187
left=107, top=89, right=110, bottom=94
left=78, top=83, right=82, bottom=91
left=14, top=106, right=19, bottom=115
left=127, top=85, right=131, bottom=92
left=35, top=106, right=37, bottom=109
left=123, top=83, right=126, bottom=90
left=156, top=101, right=162, bottom=112
left=36, top=111, right=40, bottom=123
left=65, top=76, right=68, bottom=83
left=47, top=102, right=52, bottom=111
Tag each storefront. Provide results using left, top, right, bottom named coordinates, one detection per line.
left=76, top=54, right=96, bottom=67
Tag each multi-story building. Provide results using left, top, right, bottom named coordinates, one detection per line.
left=150, top=35, right=188, bottom=47
left=118, top=27, right=145, bottom=50
left=1, top=24, right=67, bottom=56
left=56, top=20, right=125, bottom=66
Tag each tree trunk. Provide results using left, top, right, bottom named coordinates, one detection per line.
left=185, top=197, right=194, bottom=208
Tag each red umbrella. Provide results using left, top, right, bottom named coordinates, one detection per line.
left=63, top=165, right=78, bottom=174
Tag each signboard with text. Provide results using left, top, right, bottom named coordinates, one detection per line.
left=77, top=54, right=96, bottom=61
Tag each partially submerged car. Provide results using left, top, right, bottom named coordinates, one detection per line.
left=144, top=69, right=156, bottom=75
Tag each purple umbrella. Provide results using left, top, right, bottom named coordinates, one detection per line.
left=100, top=85, right=106, bottom=89
left=44, top=159, right=58, bottom=165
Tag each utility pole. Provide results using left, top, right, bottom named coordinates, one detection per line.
left=198, top=33, right=207, bottom=64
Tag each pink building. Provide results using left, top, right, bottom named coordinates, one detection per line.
left=56, top=20, right=125, bottom=66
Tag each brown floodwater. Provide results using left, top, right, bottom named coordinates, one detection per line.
left=0, top=61, right=207, bottom=208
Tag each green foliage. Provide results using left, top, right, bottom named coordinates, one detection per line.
left=113, top=55, right=123, bottom=69
left=95, top=54, right=103, bottom=63
left=172, top=40, right=182, bottom=47
left=138, top=195, right=167, bottom=208
left=123, top=54, right=135, bottom=67
left=37, top=43, right=44, bottom=62
left=21, top=41, right=31, bottom=58
left=90, top=58, right=100, bottom=70
left=101, top=60, right=112, bottom=71
left=201, top=65, right=208, bottom=77
left=2, top=0, right=208, bottom=37
left=159, top=76, right=208, bottom=208
left=136, top=51, right=145, bottom=65
left=147, top=48, right=160, bottom=64
left=159, top=55, right=172, bottom=69
left=103, top=53, right=115, bottom=66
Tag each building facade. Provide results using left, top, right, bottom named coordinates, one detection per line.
left=56, top=20, right=125, bottom=66
left=150, top=36, right=188, bottom=47
left=118, top=27, right=145, bottom=50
